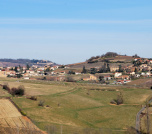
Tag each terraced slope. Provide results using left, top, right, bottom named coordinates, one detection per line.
left=0, top=99, right=44, bottom=134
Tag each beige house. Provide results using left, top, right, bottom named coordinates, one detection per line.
left=0, top=70, right=7, bottom=77
left=90, top=75, right=98, bottom=81
left=110, top=66, right=119, bottom=72
left=82, top=75, right=98, bottom=81
left=140, top=64, right=148, bottom=68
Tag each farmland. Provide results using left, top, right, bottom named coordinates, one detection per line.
left=0, top=99, right=44, bottom=134
left=0, top=77, right=152, bottom=133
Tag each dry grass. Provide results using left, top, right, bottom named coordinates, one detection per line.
left=127, top=78, right=152, bottom=86
left=0, top=77, right=152, bottom=133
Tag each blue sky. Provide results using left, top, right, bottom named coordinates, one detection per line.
left=0, top=0, right=152, bottom=64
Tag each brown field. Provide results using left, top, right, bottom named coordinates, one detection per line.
left=127, top=78, right=152, bottom=87
left=0, top=99, right=44, bottom=134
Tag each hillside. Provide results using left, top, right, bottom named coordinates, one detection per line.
left=68, top=52, right=135, bottom=69
left=0, top=77, right=151, bottom=133
left=0, top=58, right=57, bottom=67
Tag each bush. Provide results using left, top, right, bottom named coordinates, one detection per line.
left=21, top=110, right=26, bottom=116
left=29, top=96, right=37, bottom=101
left=110, top=92, right=124, bottom=105
left=116, top=92, right=123, bottom=105
left=11, top=87, right=18, bottom=95
left=3, top=84, right=11, bottom=93
left=17, top=85, right=25, bottom=95
left=3, top=84, right=9, bottom=90
left=110, top=100, right=117, bottom=104
left=38, top=100, right=45, bottom=107
left=11, top=85, right=25, bottom=96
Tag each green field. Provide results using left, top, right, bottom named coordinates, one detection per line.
left=0, top=77, right=152, bottom=134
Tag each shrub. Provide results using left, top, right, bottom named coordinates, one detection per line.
left=38, top=100, right=45, bottom=107
left=29, top=96, right=37, bottom=101
left=11, top=85, right=25, bottom=96
left=17, top=85, right=25, bottom=95
left=3, top=84, right=9, bottom=90
left=110, top=92, right=124, bottom=105
left=3, top=84, right=11, bottom=93
left=11, top=87, right=18, bottom=95
left=110, top=100, right=117, bottom=104
left=21, top=110, right=26, bottom=116
left=116, top=92, right=123, bottom=105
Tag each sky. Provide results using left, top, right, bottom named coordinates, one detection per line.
left=0, top=0, right=152, bottom=64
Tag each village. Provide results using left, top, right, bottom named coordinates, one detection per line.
left=0, top=56, right=152, bottom=85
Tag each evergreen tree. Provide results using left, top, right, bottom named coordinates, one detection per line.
left=26, top=64, right=30, bottom=70
left=118, top=65, right=123, bottom=72
left=81, top=66, right=87, bottom=74
left=14, top=66, right=18, bottom=72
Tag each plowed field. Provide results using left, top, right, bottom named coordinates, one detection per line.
left=0, top=99, right=44, bottom=134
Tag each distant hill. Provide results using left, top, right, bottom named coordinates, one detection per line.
left=68, top=52, right=140, bottom=69
left=0, top=58, right=57, bottom=67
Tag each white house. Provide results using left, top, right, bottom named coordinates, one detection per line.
left=114, top=72, right=122, bottom=78
left=130, top=72, right=135, bottom=75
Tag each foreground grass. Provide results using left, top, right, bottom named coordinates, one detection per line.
left=1, top=77, right=152, bottom=133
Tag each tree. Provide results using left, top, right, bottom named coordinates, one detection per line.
left=110, top=92, right=124, bottom=105
left=107, top=63, right=110, bottom=72
left=117, top=92, right=124, bottom=105
left=16, top=73, right=23, bottom=78
left=19, top=65, right=23, bottom=72
left=10, top=67, right=14, bottom=71
left=90, top=68, right=97, bottom=74
left=104, top=52, right=118, bottom=57
left=68, top=70, right=75, bottom=75
left=45, top=68, right=50, bottom=72
left=14, top=66, right=18, bottom=72
left=103, top=63, right=107, bottom=73
left=118, top=65, right=123, bottom=72
left=135, top=68, right=138, bottom=73
left=26, top=64, right=30, bottom=70
left=98, top=67, right=104, bottom=73
left=132, top=54, right=140, bottom=58
left=82, top=66, right=87, bottom=74
left=99, top=76, right=103, bottom=81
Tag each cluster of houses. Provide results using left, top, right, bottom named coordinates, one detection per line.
left=0, top=65, right=60, bottom=79
left=0, top=57, right=152, bottom=84
left=81, top=58, right=152, bottom=84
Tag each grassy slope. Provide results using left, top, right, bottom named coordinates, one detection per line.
left=0, top=77, right=152, bottom=133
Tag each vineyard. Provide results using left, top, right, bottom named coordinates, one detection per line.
left=0, top=99, right=44, bottom=134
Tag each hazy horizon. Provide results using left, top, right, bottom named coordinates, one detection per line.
left=0, top=0, right=152, bottom=64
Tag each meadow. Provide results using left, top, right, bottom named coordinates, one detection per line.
left=0, top=77, right=152, bottom=134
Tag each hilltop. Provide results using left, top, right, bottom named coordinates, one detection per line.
left=67, top=52, right=139, bottom=69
